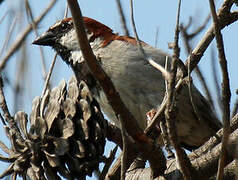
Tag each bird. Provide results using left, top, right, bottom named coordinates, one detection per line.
left=33, top=17, right=222, bottom=150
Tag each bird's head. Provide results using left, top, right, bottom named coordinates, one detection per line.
left=33, top=17, right=115, bottom=65
left=33, top=17, right=120, bottom=88
left=33, top=17, right=142, bottom=87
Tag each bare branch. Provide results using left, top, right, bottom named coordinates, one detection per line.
left=106, top=122, right=123, bottom=148
left=129, top=0, right=166, bottom=176
left=67, top=0, right=166, bottom=178
left=0, top=17, right=17, bottom=58
left=144, top=2, right=238, bottom=148
left=11, top=172, right=17, bottom=180
left=181, top=18, right=215, bottom=110
left=41, top=3, right=69, bottom=97
left=41, top=53, right=57, bottom=97
left=129, top=0, right=146, bottom=58
left=232, top=98, right=238, bottom=118
left=126, top=115, right=238, bottom=179
left=188, top=15, right=210, bottom=39
left=13, top=43, right=27, bottom=113
left=105, top=124, right=139, bottom=179
left=184, top=0, right=238, bottom=73
left=0, top=10, right=9, bottom=25
left=154, top=27, right=159, bottom=48
left=211, top=47, right=222, bottom=112
left=25, top=0, right=47, bottom=80
left=0, top=76, right=24, bottom=143
left=0, top=77, right=12, bottom=122
left=208, top=0, right=231, bottom=179
left=0, top=140, right=11, bottom=154
left=195, top=67, right=215, bottom=108
left=99, top=146, right=118, bottom=180
left=115, top=0, right=130, bottom=36
left=0, top=0, right=57, bottom=71
left=148, top=57, right=170, bottom=81
left=120, top=115, right=128, bottom=180
left=165, top=0, right=193, bottom=179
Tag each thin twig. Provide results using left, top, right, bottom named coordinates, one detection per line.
left=128, top=0, right=169, bottom=143
left=120, top=115, right=127, bottom=180
left=11, top=172, right=17, bottom=180
left=180, top=15, right=210, bottom=53
left=164, top=0, right=192, bottom=179
left=0, top=139, right=11, bottom=154
left=99, top=146, right=118, bottom=180
left=211, top=47, right=222, bottom=112
left=148, top=58, right=170, bottom=81
left=187, top=56, right=204, bottom=137
left=0, top=113, right=6, bottom=125
left=181, top=15, right=214, bottom=110
left=129, top=0, right=172, bottom=145
left=13, top=43, right=27, bottom=113
left=41, top=3, right=69, bottom=97
left=106, top=153, right=124, bottom=179
left=159, top=120, right=174, bottom=158
left=105, top=123, right=139, bottom=179
left=0, top=10, right=9, bottom=25
left=188, top=15, right=210, bottom=39
left=129, top=0, right=146, bottom=58
left=195, top=67, right=214, bottom=108
left=129, top=0, right=166, bottom=177
left=0, top=75, right=24, bottom=143
left=231, top=98, right=238, bottom=118
left=25, top=0, right=47, bottom=80
left=144, top=95, right=167, bottom=134
left=184, top=0, right=237, bottom=73
left=0, top=0, right=57, bottom=71
left=183, top=25, right=212, bottom=127
left=41, top=53, right=57, bottom=97
left=115, top=0, right=129, bottom=36
left=208, top=0, right=231, bottom=180
left=0, top=17, right=17, bottom=58
left=165, top=56, right=169, bottom=92
left=126, top=120, right=238, bottom=179
left=145, top=7, right=236, bottom=141
left=64, top=2, right=69, bottom=18
left=154, top=27, right=159, bottom=48
left=0, top=77, right=13, bottom=122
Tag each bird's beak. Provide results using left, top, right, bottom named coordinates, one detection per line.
left=32, top=31, right=56, bottom=46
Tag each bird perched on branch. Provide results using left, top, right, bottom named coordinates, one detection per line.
left=33, top=17, right=222, bottom=150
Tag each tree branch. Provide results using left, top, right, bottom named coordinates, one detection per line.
left=67, top=0, right=166, bottom=177
left=208, top=0, right=231, bottom=179
left=0, top=75, right=24, bottom=143
left=125, top=114, right=238, bottom=180
left=115, top=0, right=130, bottom=36
left=165, top=0, right=193, bottom=179
left=0, top=0, right=57, bottom=71
left=184, top=0, right=238, bottom=73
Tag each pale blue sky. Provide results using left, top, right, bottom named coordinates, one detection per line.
left=0, top=0, right=237, bottom=179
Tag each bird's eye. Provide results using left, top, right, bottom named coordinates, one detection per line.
left=61, top=23, right=68, bottom=30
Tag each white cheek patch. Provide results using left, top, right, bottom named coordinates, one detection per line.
left=87, top=31, right=94, bottom=40
left=59, top=29, right=95, bottom=51
left=70, top=51, right=84, bottom=65
left=59, top=29, right=79, bottom=51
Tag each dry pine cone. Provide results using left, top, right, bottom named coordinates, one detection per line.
left=0, top=76, right=107, bottom=179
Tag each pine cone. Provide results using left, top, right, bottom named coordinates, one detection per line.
left=0, top=76, right=107, bottom=179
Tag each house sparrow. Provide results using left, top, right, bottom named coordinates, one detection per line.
left=33, top=17, right=222, bottom=149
